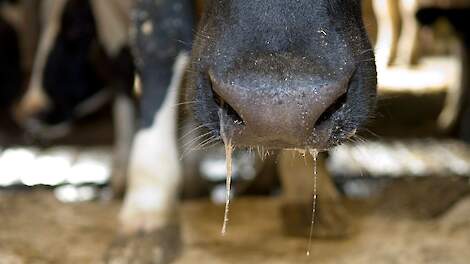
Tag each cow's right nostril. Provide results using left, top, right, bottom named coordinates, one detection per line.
left=211, top=84, right=245, bottom=126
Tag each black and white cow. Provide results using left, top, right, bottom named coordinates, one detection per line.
left=109, top=0, right=377, bottom=262
left=14, top=0, right=136, bottom=193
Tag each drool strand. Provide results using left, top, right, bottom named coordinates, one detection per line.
left=219, top=108, right=234, bottom=235
left=307, top=149, right=319, bottom=256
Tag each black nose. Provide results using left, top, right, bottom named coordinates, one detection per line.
left=211, top=72, right=350, bottom=148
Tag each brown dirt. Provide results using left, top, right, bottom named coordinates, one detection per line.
left=0, top=188, right=470, bottom=264
left=0, top=190, right=119, bottom=264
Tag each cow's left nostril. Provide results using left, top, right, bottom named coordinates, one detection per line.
left=211, top=85, right=245, bottom=126
left=314, top=92, right=348, bottom=129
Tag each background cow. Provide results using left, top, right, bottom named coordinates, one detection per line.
left=14, top=0, right=137, bottom=194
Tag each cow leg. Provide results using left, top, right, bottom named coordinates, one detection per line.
left=120, top=52, right=187, bottom=233
left=110, top=93, right=136, bottom=197
left=106, top=0, right=193, bottom=263
left=278, top=150, right=354, bottom=238
left=109, top=48, right=138, bottom=197
left=107, top=54, right=187, bottom=263
left=15, top=0, right=67, bottom=121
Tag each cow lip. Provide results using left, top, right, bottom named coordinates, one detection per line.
left=232, top=141, right=331, bottom=151
left=223, top=126, right=332, bottom=151
left=211, top=91, right=345, bottom=152
left=215, top=104, right=340, bottom=151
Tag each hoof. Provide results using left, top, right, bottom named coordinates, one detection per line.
left=109, top=170, right=127, bottom=199
left=281, top=199, right=354, bottom=239
left=105, top=224, right=182, bottom=264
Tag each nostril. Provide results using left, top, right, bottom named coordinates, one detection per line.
left=314, top=92, right=348, bottom=129
left=211, top=85, right=245, bottom=126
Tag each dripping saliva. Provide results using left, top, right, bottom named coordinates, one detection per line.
left=219, top=105, right=234, bottom=235
left=307, top=148, right=319, bottom=256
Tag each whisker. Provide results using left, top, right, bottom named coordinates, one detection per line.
left=179, top=122, right=216, bottom=141
left=181, top=135, right=217, bottom=159
left=198, top=139, right=222, bottom=151
left=198, top=136, right=221, bottom=150
left=181, top=131, right=214, bottom=148
left=361, top=128, right=381, bottom=139
left=172, top=100, right=200, bottom=107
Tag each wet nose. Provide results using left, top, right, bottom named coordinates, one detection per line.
left=211, top=74, right=350, bottom=148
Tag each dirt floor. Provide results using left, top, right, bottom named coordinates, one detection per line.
left=1, top=184, right=470, bottom=264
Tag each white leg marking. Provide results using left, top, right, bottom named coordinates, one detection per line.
left=120, top=53, right=189, bottom=233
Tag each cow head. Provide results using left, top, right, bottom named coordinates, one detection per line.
left=189, top=0, right=377, bottom=150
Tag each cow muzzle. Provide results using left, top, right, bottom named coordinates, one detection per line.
left=210, top=70, right=352, bottom=150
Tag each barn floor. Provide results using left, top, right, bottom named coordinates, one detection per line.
left=1, top=182, right=470, bottom=264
